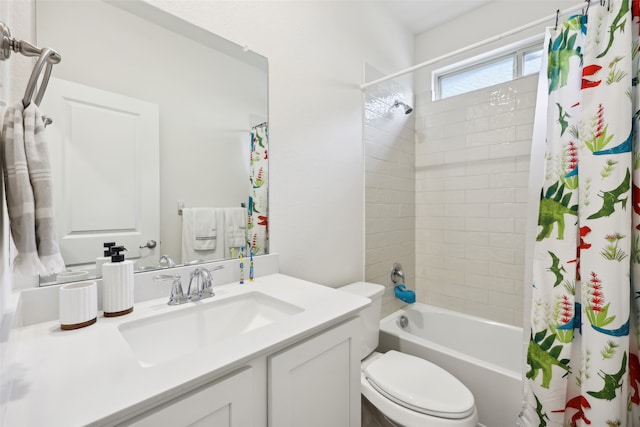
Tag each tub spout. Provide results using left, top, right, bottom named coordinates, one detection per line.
left=394, top=284, right=415, bottom=304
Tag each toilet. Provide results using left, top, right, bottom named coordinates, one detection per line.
left=340, top=282, right=478, bottom=427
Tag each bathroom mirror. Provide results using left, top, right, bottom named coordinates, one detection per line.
left=34, top=0, right=268, bottom=284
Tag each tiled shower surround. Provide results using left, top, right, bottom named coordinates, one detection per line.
left=415, top=76, right=537, bottom=327
left=365, top=74, right=537, bottom=326
left=364, top=80, right=416, bottom=318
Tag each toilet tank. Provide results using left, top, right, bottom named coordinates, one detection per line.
left=339, top=282, right=385, bottom=360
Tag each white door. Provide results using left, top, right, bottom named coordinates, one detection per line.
left=40, top=78, right=160, bottom=267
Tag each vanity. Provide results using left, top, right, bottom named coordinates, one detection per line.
left=1, top=261, right=369, bottom=427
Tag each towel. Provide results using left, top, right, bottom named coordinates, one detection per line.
left=192, top=207, right=218, bottom=250
left=181, top=207, right=224, bottom=263
left=1, top=102, right=65, bottom=276
left=224, top=207, right=247, bottom=257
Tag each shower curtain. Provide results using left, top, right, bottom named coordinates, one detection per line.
left=521, top=1, right=640, bottom=425
left=248, top=123, right=268, bottom=256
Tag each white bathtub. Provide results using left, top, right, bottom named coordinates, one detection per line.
left=377, top=303, right=523, bottom=427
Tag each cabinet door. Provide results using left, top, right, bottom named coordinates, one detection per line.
left=126, top=367, right=253, bottom=427
left=268, top=319, right=360, bottom=427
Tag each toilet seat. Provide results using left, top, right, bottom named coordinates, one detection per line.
left=363, top=351, right=475, bottom=420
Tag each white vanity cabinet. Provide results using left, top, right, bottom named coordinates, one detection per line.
left=124, top=366, right=256, bottom=427
left=119, top=318, right=360, bottom=427
left=268, top=318, right=360, bottom=427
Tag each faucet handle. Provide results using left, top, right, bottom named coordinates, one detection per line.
left=202, top=265, right=225, bottom=298
left=154, top=274, right=188, bottom=305
left=188, top=266, right=224, bottom=300
left=187, top=268, right=205, bottom=301
left=199, top=269, right=214, bottom=299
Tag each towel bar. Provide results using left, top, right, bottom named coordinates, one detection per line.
left=0, top=21, right=61, bottom=122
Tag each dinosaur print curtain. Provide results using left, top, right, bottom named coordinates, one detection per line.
left=248, top=123, right=268, bottom=256
left=520, top=1, right=640, bottom=425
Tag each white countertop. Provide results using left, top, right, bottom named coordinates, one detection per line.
left=1, top=273, right=369, bottom=427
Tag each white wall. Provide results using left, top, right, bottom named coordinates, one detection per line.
left=413, top=0, right=580, bottom=326
left=1, top=0, right=414, bottom=298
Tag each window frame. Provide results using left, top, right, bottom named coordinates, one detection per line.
left=432, top=34, right=544, bottom=101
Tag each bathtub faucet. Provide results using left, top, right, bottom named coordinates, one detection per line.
left=391, top=262, right=404, bottom=284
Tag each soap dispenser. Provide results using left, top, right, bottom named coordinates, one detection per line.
left=95, top=242, right=116, bottom=278
left=102, top=246, right=134, bottom=317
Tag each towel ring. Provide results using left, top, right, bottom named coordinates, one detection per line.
left=22, top=48, right=55, bottom=108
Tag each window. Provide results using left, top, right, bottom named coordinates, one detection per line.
left=433, top=37, right=543, bottom=100
left=522, top=48, right=543, bottom=76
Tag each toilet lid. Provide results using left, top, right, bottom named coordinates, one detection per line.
left=364, top=350, right=475, bottom=419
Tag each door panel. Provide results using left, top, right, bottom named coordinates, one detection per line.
left=41, top=77, right=160, bottom=266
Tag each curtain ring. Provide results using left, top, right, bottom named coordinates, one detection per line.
left=555, top=9, right=560, bottom=30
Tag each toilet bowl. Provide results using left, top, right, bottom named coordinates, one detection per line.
left=339, top=282, right=478, bottom=427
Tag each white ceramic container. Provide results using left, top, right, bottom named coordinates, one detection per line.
left=59, top=281, right=98, bottom=330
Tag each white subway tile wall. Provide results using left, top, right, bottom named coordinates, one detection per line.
left=415, top=76, right=537, bottom=326
left=364, top=82, right=416, bottom=318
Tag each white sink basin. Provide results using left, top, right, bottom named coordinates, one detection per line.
left=118, top=291, right=304, bottom=367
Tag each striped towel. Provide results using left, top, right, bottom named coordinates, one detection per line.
left=1, top=102, right=65, bottom=276
left=193, top=207, right=218, bottom=251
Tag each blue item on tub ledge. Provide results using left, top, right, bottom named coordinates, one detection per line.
left=394, top=284, right=415, bottom=304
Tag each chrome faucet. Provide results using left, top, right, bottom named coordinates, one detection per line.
left=155, top=265, right=224, bottom=305
left=159, top=254, right=176, bottom=268
left=154, top=274, right=188, bottom=305
left=187, top=266, right=224, bottom=301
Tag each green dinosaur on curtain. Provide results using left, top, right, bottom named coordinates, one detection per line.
left=547, top=251, right=567, bottom=286
left=556, top=102, right=571, bottom=135
left=587, top=352, right=628, bottom=401
left=526, top=329, right=571, bottom=389
left=537, top=182, right=578, bottom=240
left=597, top=0, right=630, bottom=58
left=587, top=168, right=631, bottom=219
left=548, top=16, right=584, bottom=93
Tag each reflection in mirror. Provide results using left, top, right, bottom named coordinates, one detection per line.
left=34, top=0, right=268, bottom=285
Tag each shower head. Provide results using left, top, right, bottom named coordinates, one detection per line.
left=392, top=100, right=413, bottom=114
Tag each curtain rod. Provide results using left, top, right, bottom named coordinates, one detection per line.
left=360, top=1, right=592, bottom=90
